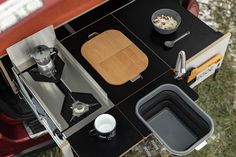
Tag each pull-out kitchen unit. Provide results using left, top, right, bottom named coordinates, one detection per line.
left=4, top=0, right=231, bottom=156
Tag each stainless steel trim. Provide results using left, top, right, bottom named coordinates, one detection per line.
left=7, top=26, right=56, bottom=73
left=57, top=41, right=109, bottom=103
left=13, top=40, right=114, bottom=135
left=12, top=67, right=37, bottom=113
left=40, top=118, right=65, bottom=146
left=19, top=72, right=68, bottom=131
left=13, top=68, right=60, bottom=139
left=56, top=42, right=114, bottom=137
left=8, top=25, right=114, bottom=138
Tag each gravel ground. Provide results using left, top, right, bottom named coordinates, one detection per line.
left=30, top=0, right=236, bottom=156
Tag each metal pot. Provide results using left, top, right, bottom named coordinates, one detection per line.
left=31, top=45, right=58, bottom=77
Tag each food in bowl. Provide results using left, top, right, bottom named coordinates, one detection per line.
left=153, top=15, right=177, bottom=30
left=151, top=9, right=181, bottom=34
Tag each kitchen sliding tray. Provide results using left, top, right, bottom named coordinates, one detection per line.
left=81, top=29, right=149, bottom=85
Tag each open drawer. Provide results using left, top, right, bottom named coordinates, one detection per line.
left=136, top=84, right=214, bottom=156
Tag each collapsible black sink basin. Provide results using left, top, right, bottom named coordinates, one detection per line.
left=136, top=84, right=214, bottom=156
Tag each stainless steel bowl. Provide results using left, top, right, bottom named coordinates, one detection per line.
left=151, top=9, right=181, bottom=35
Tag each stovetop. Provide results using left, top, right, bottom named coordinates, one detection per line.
left=18, top=41, right=114, bottom=137
left=61, top=91, right=102, bottom=126
left=28, top=54, right=65, bottom=83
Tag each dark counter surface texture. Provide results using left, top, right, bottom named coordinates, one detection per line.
left=55, top=0, right=132, bottom=40
left=68, top=70, right=199, bottom=157
left=61, top=15, right=170, bottom=105
left=117, top=70, right=199, bottom=137
left=113, top=0, right=223, bottom=67
left=56, top=0, right=224, bottom=156
left=68, top=107, right=142, bottom=157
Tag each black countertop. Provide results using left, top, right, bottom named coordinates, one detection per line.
left=55, top=0, right=132, bottom=40
left=117, top=70, right=199, bottom=137
left=68, top=107, right=143, bottom=157
left=61, top=15, right=170, bottom=105
left=67, top=70, right=199, bottom=157
left=113, top=0, right=223, bottom=67
left=56, top=0, right=223, bottom=156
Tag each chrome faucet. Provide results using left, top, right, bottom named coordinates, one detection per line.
left=174, top=50, right=186, bottom=80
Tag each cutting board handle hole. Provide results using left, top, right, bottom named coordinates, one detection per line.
left=88, top=32, right=99, bottom=39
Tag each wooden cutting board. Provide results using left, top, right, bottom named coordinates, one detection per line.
left=81, top=29, right=149, bottom=85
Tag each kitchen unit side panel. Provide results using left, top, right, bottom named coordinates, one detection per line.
left=186, top=33, right=231, bottom=87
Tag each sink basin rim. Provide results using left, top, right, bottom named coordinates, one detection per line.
left=135, top=83, right=214, bottom=156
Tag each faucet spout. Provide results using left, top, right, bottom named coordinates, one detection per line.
left=174, top=50, right=186, bottom=79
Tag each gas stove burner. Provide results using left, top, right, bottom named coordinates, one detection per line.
left=69, top=94, right=99, bottom=122
left=28, top=55, right=65, bottom=83
left=61, top=92, right=102, bottom=126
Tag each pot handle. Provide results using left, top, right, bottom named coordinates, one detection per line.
left=50, top=47, right=58, bottom=62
